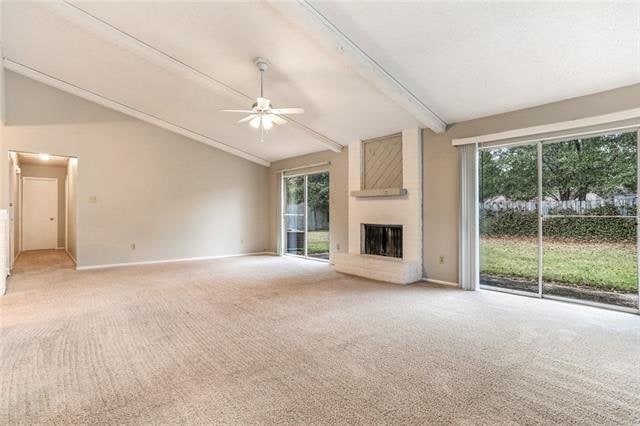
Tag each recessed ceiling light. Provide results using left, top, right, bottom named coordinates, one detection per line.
left=39, top=153, right=50, bottom=161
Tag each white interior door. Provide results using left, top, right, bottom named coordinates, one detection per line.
left=22, top=177, right=58, bottom=251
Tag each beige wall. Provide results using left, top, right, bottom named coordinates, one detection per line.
left=0, top=1, right=5, bottom=268
left=20, top=163, right=67, bottom=248
left=423, top=83, right=640, bottom=284
left=4, top=71, right=270, bottom=267
left=1, top=15, right=7, bottom=282
left=269, top=149, right=349, bottom=262
left=66, top=158, right=78, bottom=261
left=7, top=69, right=637, bottom=275
left=268, top=83, right=640, bottom=283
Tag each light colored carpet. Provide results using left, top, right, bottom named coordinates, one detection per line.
left=1, top=250, right=639, bottom=425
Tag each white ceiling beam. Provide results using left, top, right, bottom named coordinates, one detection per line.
left=267, top=0, right=447, bottom=134
left=38, top=0, right=343, bottom=153
left=5, top=59, right=271, bottom=167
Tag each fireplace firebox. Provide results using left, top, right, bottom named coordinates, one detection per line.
left=361, top=224, right=403, bottom=258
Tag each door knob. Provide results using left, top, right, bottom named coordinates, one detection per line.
left=49, top=218, right=54, bottom=221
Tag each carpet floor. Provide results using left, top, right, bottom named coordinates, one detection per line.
left=1, top=250, right=639, bottom=424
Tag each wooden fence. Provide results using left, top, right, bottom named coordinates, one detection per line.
left=481, top=196, right=636, bottom=216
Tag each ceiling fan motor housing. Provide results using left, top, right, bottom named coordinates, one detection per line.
left=253, top=97, right=272, bottom=112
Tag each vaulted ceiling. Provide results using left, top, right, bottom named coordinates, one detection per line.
left=3, top=1, right=638, bottom=166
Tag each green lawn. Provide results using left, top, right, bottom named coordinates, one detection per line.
left=480, top=237, right=637, bottom=292
left=307, top=230, right=329, bottom=254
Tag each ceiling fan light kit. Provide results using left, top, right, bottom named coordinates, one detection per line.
left=222, top=58, right=304, bottom=142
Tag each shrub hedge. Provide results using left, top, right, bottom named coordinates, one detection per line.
left=480, top=205, right=637, bottom=241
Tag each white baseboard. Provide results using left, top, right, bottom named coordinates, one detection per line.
left=422, top=277, right=459, bottom=287
left=76, top=251, right=274, bottom=271
left=65, top=249, right=77, bottom=265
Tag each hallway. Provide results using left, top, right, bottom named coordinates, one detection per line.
left=9, top=250, right=76, bottom=294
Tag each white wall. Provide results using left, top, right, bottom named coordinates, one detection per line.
left=3, top=71, right=270, bottom=268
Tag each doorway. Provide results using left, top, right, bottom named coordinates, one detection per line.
left=282, top=171, right=330, bottom=261
left=7, top=151, right=78, bottom=276
left=478, top=129, right=639, bottom=312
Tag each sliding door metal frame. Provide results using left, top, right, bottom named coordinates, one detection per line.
left=478, top=285, right=541, bottom=299
left=280, top=173, right=285, bottom=256
left=537, top=141, right=543, bottom=298
left=478, top=126, right=640, bottom=314
left=637, top=128, right=639, bottom=311
left=304, top=174, right=309, bottom=258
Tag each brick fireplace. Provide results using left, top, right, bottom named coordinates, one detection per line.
left=334, top=128, right=423, bottom=284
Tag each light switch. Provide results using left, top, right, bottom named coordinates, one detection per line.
left=88, top=195, right=98, bottom=203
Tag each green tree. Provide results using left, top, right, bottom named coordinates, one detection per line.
left=284, top=173, right=329, bottom=231
left=542, top=132, right=636, bottom=201
left=480, top=132, right=637, bottom=202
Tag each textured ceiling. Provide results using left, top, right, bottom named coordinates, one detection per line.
left=3, top=1, right=638, bottom=165
left=310, top=1, right=640, bottom=123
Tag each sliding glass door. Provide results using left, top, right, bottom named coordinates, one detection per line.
left=283, top=171, right=330, bottom=260
left=541, top=133, right=638, bottom=309
left=479, top=143, right=540, bottom=294
left=284, top=176, right=306, bottom=256
left=479, top=129, right=639, bottom=312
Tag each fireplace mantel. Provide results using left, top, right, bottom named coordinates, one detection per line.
left=350, top=188, right=408, bottom=198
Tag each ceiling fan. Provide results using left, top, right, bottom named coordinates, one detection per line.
left=222, top=58, right=304, bottom=142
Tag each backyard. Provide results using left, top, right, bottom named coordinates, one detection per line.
left=478, top=131, right=638, bottom=308
left=307, top=230, right=329, bottom=255
left=480, top=236, right=637, bottom=293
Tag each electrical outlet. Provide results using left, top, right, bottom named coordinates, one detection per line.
left=88, top=195, right=98, bottom=203
left=130, top=243, right=136, bottom=250
left=439, top=256, right=445, bottom=264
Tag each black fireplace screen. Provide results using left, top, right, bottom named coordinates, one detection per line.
left=361, top=224, right=403, bottom=258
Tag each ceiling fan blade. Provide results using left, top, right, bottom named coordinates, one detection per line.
left=270, top=114, right=287, bottom=125
left=237, top=114, right=258, bottom=124
left=221, top=109, right=255, bottom=113
left=270, top=107, right=304, bottom=115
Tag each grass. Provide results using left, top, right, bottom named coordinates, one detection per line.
left=307, top=230, right=329, bottom=254
left=480, top=237, right=638, bottom=293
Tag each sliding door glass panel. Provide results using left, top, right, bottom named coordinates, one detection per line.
left=479, top=144, right=539, bottom=293
left=284, top=176, right=305, bottom=255
left=306, top=172, right=330, bottom=260
left=541, top=132, right=638, bottom=309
